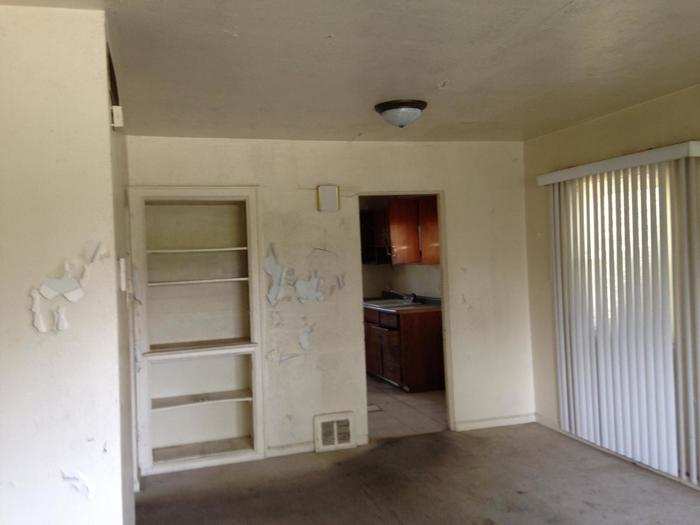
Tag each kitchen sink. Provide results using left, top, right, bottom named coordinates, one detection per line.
left=363, top=299, right=417, bottom=308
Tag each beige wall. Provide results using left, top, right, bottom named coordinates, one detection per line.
left=524, top=84, right=700, bottom=429
left=392, top=265, right=442, bottom=298
left=0, top=6, right=128, bottom=524
left=126, top=136, right=535, bottom=449
left=361, top=264, right=393, bottom=298
left=361, top=264, right=442, bottom=299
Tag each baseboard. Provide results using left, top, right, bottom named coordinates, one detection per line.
left=265, top=441, right=314, bottom=458
left=534, top=412, right=560, bottom=431
left=454, top=413, right=535, bottom=432
left=265, top=432, right=370, bottom=458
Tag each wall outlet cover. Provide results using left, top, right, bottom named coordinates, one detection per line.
left=111, top=105, right=124, bottom=128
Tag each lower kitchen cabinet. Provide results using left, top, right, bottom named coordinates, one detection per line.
left=365, top=323, right=383, bottom=376
left=363, top=307, right=444, bottom=392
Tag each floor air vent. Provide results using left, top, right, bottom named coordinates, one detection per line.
left=314, top=412, right=356, bottom=452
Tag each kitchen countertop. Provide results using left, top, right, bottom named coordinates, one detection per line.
left=363, top=299, right=442, bottom=314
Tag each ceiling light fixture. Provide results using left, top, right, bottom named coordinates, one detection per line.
left=374, top=99, right=427, bottom=128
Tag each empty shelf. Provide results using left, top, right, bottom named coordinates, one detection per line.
left=150, top=337, right=251, bottom=352
left=152, top=388, right=252, bottom=410
left=147, top=247, right=248, bottom=254
left=153, top=436, right=253, bottom=463
left=147, top=277, right=248, bottom=286
left=145, top=337, right=257, bottom=360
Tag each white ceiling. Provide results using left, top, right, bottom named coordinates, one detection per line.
left=7, top=1, right=700, bottom=140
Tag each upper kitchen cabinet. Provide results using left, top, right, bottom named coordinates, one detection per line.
left=388, top=198, right=421, bottom=265
left=360, top=195, right=440, bottom=266
left=418, top=196, right=439, bottom=265
left=360, top=209, right=391, bottom=265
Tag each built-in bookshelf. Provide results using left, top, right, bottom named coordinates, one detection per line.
left=129, top=188, right=262, bottom=476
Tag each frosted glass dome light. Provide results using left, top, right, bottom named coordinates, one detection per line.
left=374, top=100, right=427, bottom=128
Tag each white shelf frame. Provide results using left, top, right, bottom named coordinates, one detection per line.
left=149, top=440, right=257, bottom=475
left=147, top=247, right=248, bottom=254
left=128, top=186, right=264, bottom=477
left=151, top=388, right=253, bottom=411
left=145, top=341, right=257, bottom=361
left=147, top=277, right=249, bottom=287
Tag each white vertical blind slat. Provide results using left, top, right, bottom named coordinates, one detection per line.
left=617, top=170, right=633, bottom=458
left=580, top=179, right=593, bottom=441
left=640, top=166, right=655, bottom=468
left=658, top=163, right=677, bottom=476
left=672, top=159, right=689, bottom=481
left=600, top=173, right=615, bottom=450
left=563, top=183, right=577, bottom=432
left=574, top=180, right=587, bottom=437
left=610, top=170, right=625, bottom=454
left=593, top=175, right=604, bottom=447
left=551, top=185, right=569, bottom=431
left=647, top=165, right=660, bottom=470
left=629, top=168, right=643, bottom=462
left=684, top=159, right=700, bottom=484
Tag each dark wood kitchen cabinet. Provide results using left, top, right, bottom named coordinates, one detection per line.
left=387, top=198, right=421, bottom=264
left=361, top=196, right=440, bottom=265
left=360, top=209, right=391, bottom=265
left=418, top=196, right=439, bottom=265
left=363, top=306, right=444, bottom=392
left=364, top=323, right=383, bottom=376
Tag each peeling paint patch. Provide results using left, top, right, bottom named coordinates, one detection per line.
left=299, top=323, right=314, bottom=351
left=270, top=309, right=284, bottom=327
left=267, top=347, right=303, bottom=365
left=295, top=271, right=323, bottom=303
left=60, top=469, right=93, bottom=499
left=279, top=352, right=303, bottom=363
left=263, top=245, right=290, bottom=305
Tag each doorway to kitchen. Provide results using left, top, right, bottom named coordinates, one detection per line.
left=359, top=194, right=448, bottom=439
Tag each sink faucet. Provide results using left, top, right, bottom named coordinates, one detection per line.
left=386, top=289, right=417, bottom=303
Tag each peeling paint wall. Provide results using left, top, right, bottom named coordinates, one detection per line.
left=127, top=137, right=533, bottom=447
left=362, top=263, right=442, bottom=299
left=0, top=6, right=128, bottom=524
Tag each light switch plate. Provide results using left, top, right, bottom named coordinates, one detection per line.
left=111, top=105, right=124, bottom=128
left=317, top=185, right=339, bottom=212
left=118, top=257, right=127, bottom=292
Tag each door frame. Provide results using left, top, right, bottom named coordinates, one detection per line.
left=356, top=190, right=456, bottom=431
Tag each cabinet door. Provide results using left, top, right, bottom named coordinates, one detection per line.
left=365, top=324, right=383, bottom=376
left=360, top=210, right=390, bottom=265
left=360, top=210, right=373, bottom=264
left=388, top=198, right=420, bottom=265
left=418, top=196, right=440, bottom=264
left=381, top=329, right=402, bottom=384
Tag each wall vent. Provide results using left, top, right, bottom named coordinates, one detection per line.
left=314, top=412, right=356, bottom=452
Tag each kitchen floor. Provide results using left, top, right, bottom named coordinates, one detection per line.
left=366, top=375, right=448, bottom=438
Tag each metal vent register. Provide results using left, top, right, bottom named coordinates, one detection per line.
left=314, top=412, right=356, bottom=452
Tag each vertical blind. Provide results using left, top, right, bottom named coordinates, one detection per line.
left=551, top=158, right=700, bottom=485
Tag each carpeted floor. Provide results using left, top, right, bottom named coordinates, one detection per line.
left=136, top=423, right=700, bottom=524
